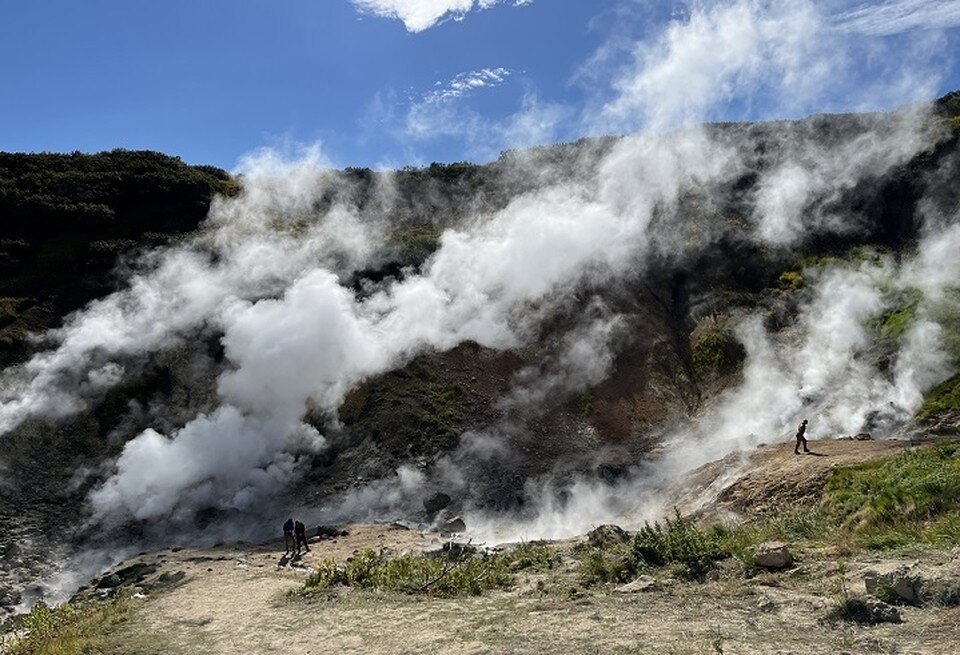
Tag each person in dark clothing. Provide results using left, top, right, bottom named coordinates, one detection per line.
left=283, top=517, right=295, bottom=554
left=294, top=520, right=310, bottom=554
left=794, top=419, right=809, bottom=454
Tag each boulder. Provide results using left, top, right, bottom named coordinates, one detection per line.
left=860, top=598, right=902, bottom=624
left=95, top=574, right=122, bottom=589
left=753, top=542, right=794, bottom=569
left=587, top=525, right=630, bottom=548
left=423, top=492, right=452, bottom=515
left=439, top=516, right=466, bottom=535
left=316, top=525, right=349, bottom=540
left=864, top=563, right=924, bottom=604
left=615, top=575, right=657, bottom=593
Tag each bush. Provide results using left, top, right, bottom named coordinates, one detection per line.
left=632, top=511, right=733, bottom=580
left=304, top=548, right=514, bottom=597
left=576, top=544, right=636, bottom=585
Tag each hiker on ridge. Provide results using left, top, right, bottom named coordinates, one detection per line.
left=283, top=517, right=295, bottom=554
left=294, top=520, right=310, bottom=554
left=794, top=419, right=810, bottom=455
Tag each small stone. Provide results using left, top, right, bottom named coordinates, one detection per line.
left=864, top=563, right=923, bottom=604
left=754, top=542, right=794, bottom=569
left=615, top=575, right=657, bottom=593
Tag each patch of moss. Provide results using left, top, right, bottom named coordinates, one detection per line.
left=871, top=297, right=920, bottom=342
left=691, top=320, right=745, bottom=379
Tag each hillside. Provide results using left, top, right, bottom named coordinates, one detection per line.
left=1, top=97, right=960, bottom=619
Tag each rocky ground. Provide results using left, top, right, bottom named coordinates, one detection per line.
left=6, top=438, right=960, bottom=655
left=34, top=524, right=960, bottom=655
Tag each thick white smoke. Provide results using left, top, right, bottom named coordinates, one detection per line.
left=0, top=0, right=955, bottom=545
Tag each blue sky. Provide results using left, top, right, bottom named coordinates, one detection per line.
left=2, top=0, right=960, bottom=169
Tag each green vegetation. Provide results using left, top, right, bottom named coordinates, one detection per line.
left=918, top=373, right=960, bottom=422
left=577, top=511, right=740, bottom=584
left=690, top=316, right=745, bottom=379
left=304, top=547, right=514, bottom=597
left=0, top=150, right=234, bottom=367
left=820, top=442, right=960, bottom=548
left=303, top=541, right=561, bottom=598
left=632, top=512, right=734, bottom=580
left=338, top=357, right=483, bottom=458
left=577, top=443, right=960, bottom=585
left=1, top=595, right=135, bottom=655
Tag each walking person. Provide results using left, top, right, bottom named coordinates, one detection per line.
left=794, top=419, right=810, bottom=455
left=294, top=520, right=310, bottom=554
left=283, top=517, right=295, bottom=554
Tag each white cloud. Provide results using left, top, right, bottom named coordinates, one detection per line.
left=351, top=0, right=525, bottom=32
left=423, top=68, right=512, bottom=104
left=835, top=0, right=960, bottom=35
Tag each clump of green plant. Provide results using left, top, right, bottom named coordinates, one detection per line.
left=690, top=315, right=745, bottom=379
left=632, top=511, right=734, bottom=580
left=575, top=543, right=636, bottom=585
left=303, top=547, right=514, bottom=597
left=2, top=595, right=133, bottom=655
left=777, top=270, right=805, bottom=290
left=506, top=541, right=561, bottom=572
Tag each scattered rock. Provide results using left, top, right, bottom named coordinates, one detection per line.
left=316, top=525, right=349, bottom=540
left=423, top=492, right=452, bottom=515
left=864, top=563, right=924, bottom=605
left=753, top=542, right=794, bottom=569
left=95, top=574, right=122, bottom=590
left=155, top=570, right=186, bottom=587
left=439, top=516, right=466, bottom=535
left=857, top=598, right=903, bottom=624
left=587, top=525, right=630, bottom=548
left=615, top=575, right=657, bottom=593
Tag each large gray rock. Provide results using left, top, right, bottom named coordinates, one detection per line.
left=423, top=492, right=452, bottom=515
left=864, top=563, right=924, bottom=604
left=439, top=516, right=466, bottom=535
left=753, top=542, right=794, bottom=569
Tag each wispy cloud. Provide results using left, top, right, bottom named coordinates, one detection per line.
left=423, top=68, right=513, bottom=104
left=834, top=0, right=960, bottom=36
left=351, top=0, right=531, bottom=33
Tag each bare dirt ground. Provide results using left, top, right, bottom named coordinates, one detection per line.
left=78, top=439, right=960, bottom=654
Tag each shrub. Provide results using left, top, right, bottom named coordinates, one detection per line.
left=632, top=511, right=732, bottom=580
left=304, top=548, right=513, bottom=597
left=576, top=544, right=636, bottom=585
